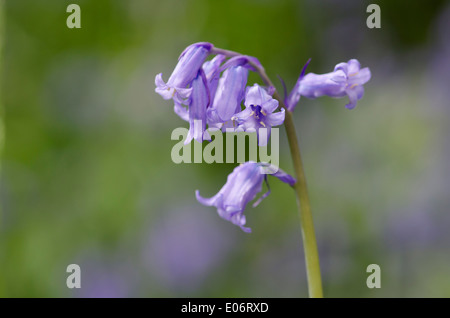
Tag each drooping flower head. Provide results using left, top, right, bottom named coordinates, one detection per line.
left=232, top=84, right=285, bottom=146
left=297, top=59, right=371, bottom=110
left=196, top=161, right=295, bottom=233
left=156, top=44, right=278, bottom=144
left=155, top=42, right=213, bottom=103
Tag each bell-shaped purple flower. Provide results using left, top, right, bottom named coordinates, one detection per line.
left=298, top=59, right=371, bottom=109
left=173, top=54, right=225, bottom=123
left=232, top=84, right=285, bottom=146
left=155, top=42, right=213, bottom=103
left=207, top=65, right=248, bottom=126
left=196, top=162, right=296, bottom=233
left=185, top=70, right=210, bottom=144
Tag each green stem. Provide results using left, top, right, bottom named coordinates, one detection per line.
left=212, top=47, right=323, bottom=297
left=282, top=111, right=323, bottom=298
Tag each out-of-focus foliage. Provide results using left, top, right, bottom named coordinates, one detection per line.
left=1, top=0, right=450, bottom=297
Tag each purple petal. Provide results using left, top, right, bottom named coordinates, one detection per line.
left=265, top=108, right=285, bottom=127
left=211, top=66, right=248, bottom=122
left=155, top=73, right=166, bottom=88
left=202, top=54, right=226, bottom=78
left=195, top=190, right=219, bottom=206
left=174, top=101, right=189, bottom=122
left=348, top=67, right=371, bottom=86
left=346, top=59, right=361, bottom=74
left=272, top=169, right=296, bottom=186
left=334, top=62, right=348, bottom=74
left=231, top=107, right=253, bottom=122
left=345, top=85, right=364, bottom=110
left=155, top=73, right=173, bottom=100
left=298, top=72, right=347, bottom=98
left=354, top=84, right=365, bottom=99
left=202, top=54, right=226, bottom=101
left=261, top=98, right=279, bottom=114
left=185, top=70, right=209, bottom=144
left=229, top=212, right=251, bottom=233
left=159, top=43, right=212, bottom=101
left=244, top=84, right=272, bottom=108
left=252, top=176, right=270, bottom=207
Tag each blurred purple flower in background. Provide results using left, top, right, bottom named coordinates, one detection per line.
left=196, top=162, right=295, bottom=233
left=296, top=59, right=371, bottom=109
left=75, top=256, right=136, bottom=298
left=79, top=269, right=131, bottom=298
left=144, top=205, right=235, bottom=293
left=385, top=208, right=439, bottom=250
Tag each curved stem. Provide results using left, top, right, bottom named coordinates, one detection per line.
left=212, top=47, right=323, bottom=297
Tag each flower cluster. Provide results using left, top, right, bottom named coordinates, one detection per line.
left=155, top=42, right=285, bottom=146
left=155, top=42, right=371, bottom=232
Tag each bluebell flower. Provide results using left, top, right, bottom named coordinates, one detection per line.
left=297, top=59, right=371, bottom=109
left=207, top=65, right=249, bottom=126
left=232, top=84, right=285, bottom=146
left=196, top=161, right=296, bottom=233
left=207, top=56, right=263, bottom=131
left=155, top=42, right=213, bottom=103
left=185, top=70, right=210, bottom=144
left=173, top=54, right=225, bottom=123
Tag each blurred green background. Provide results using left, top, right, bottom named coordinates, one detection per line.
left=1, top=0, right=450, bottom=297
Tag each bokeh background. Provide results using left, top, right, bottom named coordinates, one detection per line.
left=1, top=0, right=449, bottom=297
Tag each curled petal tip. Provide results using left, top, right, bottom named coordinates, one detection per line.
left=195, top=190, right=216, bottom=206
left=241, top=226, right=252, bottom=233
